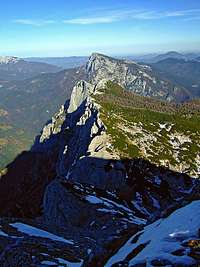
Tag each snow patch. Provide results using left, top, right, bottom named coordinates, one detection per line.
left=40, top=261, right=56, bottom=266
left=85, top=195, right=104, bottom=205
left=56, top=258, right=83, bottom=267
left=10, top=223, right=74, bottom=245
left=0, top=229, right=8, bottom=237
left=106, top=200, right=200, bottom=266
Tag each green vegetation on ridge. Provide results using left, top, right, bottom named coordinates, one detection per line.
left=95, top=81, right=200, bottom=176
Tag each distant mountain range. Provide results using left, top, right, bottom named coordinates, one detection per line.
left=24, top=56, right=88, bottom=69
left=128, top=51, right=200, bottom=63
left=150, top=51, right=188, bottom=62
left=0, top=56, right=62, bottom=81
left=21, top=51, right=200, bottom=70
left=151, top=58, right=200, bottom=98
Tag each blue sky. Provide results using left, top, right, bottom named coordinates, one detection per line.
left=1, top=0, right=200, bottom=57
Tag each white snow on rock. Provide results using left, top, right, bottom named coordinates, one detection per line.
left=85, top=195, right=105, bottom=205
left=0, top=56, right=21, bottom=64
left=0, top=229, right=8, bottom=237
left=40, top=261, right=56, bottom=266
left=57, top=258, right=83, bottom=267
left=85, top=194, right=146, bottom=225
left=10, top=222, right=74, bottom=245
left=158, top=123, right=167, bottom=129
left=106, top=200, right=200, bottom=266
left=41, top=259, right=83, bottom=267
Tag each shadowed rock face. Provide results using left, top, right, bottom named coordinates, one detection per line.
left=0, top=54, right=199, bottom=266
left=0, top=151, right=58, bottom=218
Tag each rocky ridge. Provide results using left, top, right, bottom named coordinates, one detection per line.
left=0, top=53, right=199, bottom=266
left=93, top=81, right=200, bottom=178
left=86, top=53, right=190, bottom=102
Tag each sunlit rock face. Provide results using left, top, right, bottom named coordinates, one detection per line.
left=86, top=53, right=190, bottom=102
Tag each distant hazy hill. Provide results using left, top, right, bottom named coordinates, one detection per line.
left=151, top=51, right=187, bottom=62
left=129, top=51, right=200, bottom=63
left=0, top=56, right=61, bottom=81
left=185, top=52, right=200, bottom=60
left=151, top=58, right=200, bottom=98
left=24, top=56, right=88, bottom=69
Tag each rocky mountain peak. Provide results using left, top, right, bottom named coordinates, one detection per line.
left=89, top=52, right=108, bottom=60
left=86, top=52, right=191, bottom=102
left=0, top=56, right=21, bottom=64
left=67, top=80, right=95, bottom=113
left=86, top=53, right=136, bottom=75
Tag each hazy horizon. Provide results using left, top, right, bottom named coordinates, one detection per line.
left=1, top=49, right=200, bottom=59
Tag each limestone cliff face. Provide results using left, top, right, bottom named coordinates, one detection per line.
left=37, top=80, right=120, bottom=178
left=40, top=80, right=127, bottom=221
left=86, top=53, right=190, bottom=102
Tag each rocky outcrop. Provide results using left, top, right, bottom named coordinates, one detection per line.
left=86, top=53, right=190, bottom=102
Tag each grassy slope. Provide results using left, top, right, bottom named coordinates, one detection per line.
left=95, top=81, right=200, bottom=176
left=0, top=122, right=33, bottom=171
